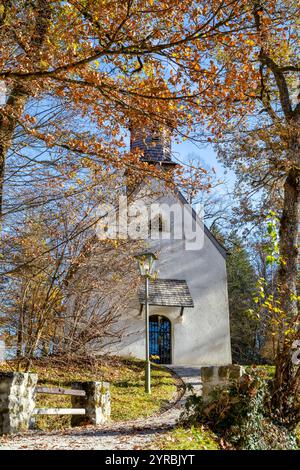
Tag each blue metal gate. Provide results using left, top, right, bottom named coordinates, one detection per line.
left=149, top=315, right=171, bottom=364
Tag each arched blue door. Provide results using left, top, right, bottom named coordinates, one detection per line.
left=149, top=315, right=171, bottom=364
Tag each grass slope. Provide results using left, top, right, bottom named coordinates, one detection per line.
left=0, top=356, right=178, bottom=430
left=154, top=425, right=220, bottom=450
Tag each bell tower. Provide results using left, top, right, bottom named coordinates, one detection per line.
left=130, top=127, right=176, bottom=167
left=126, top=126, right=177, bottom=195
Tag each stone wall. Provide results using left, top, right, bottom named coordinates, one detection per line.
left=71, top=381, right=110, bottom=427
left=0, top=372, right=38, bottom=435
left=200, top=365, right=245, bottom=403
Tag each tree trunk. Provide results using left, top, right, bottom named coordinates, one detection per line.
left=16, top=307, right=25, bottom=358
left=278, top=168, right=299, bottom=316
left=272, top=131, right=300, bottom=422
left=0, top=84, right=28, bottom=218
left=0, top=1, right=52, bottom=220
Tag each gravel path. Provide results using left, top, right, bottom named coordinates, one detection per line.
left=0, top=366, right=202, bottom=450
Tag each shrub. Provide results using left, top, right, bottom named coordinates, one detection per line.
left=181, top=370, right=298, bottom=450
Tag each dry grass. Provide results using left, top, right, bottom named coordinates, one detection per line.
left=153, top=425, right=220, bottom=450
left=0, top=356, right=178, bottom=430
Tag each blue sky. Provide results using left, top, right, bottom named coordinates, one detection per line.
left=173, top=139, right=236, bottom=193
left=173, top=140, right=222, bottom=173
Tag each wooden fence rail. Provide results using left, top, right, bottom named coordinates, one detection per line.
left=35, top=386, right=86, bottom=397
left=33, top=384, right=86, bottom=416
left=34, top=408, right=86, bottom=415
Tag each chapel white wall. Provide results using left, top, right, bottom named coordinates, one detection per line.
left=102, top=185, right=232, bottom=365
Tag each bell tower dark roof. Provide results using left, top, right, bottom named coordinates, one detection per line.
left=130, top=127, right=177, bottom=166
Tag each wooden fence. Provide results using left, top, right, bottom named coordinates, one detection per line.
left=0, top=372, right=110, bottom=435
left=33, top=385, right=87, bottom=416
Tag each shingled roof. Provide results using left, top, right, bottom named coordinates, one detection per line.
left=139, top=279, right=194, bottom=308
left=130, top=128, right=177, bottom=165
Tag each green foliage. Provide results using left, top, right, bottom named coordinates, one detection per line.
left=265, top=212, right=283, bottom=266
left=296, top=423, right=300, bottom=444
left=181, top=370, right=298, bottom=450
left=154, top=425, right=219, bottom=450
left=246, top=364, right=275, bottom=379
left=226, top=233, right=259, bottom=363
left=250, top=212, right=300, bottom=359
